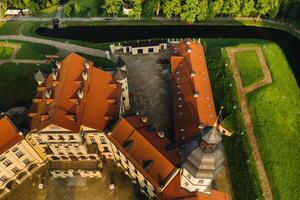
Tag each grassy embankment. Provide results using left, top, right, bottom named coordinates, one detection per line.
left=204, top=38, right=299, bottom=200
left=36, top=5, right=58, bottom=17
left=235, top=50, right=264, bottom=87
left=0, top=46, right=14, bottom=59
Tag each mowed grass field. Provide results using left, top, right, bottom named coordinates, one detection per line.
left=235, top=50, right=264, bottom=87
left=247, top=43, right=300, bottom=200
left=203, top=38, right=299, bottom=200
left=0, top=46, right=14, bottom=59
left=0, top=63, right=52, bottom=111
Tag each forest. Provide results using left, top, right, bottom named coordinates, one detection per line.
left=0, top=0, right=299, bottom=23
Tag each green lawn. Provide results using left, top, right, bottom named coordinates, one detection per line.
left=0, top=46, right=14, bottom=59
left=203, top=38, right=264, bottom=200
left=0, top=63, right=52, bottom=111
left=247, top=43, right=300, bottom=200
left=15, top=42, right=58, bottom=59
left=36, top=5, right=58, bottom=17
left=204, top=38, right=299, bottom=200
left=235, top=50, right=264, bottom=87
left=79, top=53, right=117, bottom=71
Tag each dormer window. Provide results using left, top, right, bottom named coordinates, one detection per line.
left=77, top=88, right=84, bottom=99
left=190, top=71, right=196, bottom=77
left=52, top=69, right=58, bottom=80
left=84, top=60, right=90, bottom=69
left=81, top=69, right=88, bottom=80
left=45, top=88, right=52, bottom=99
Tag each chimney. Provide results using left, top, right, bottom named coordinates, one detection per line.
left=193, top=91, right=199, bottom=98
left=188, top=48, right=192, bottom=53
left=84, top=60, right=90, bottom=69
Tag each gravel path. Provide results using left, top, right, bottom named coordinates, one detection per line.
left=227, top=47, right=273, bottom=200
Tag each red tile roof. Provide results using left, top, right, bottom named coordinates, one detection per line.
left=171, top=40, right=217, bottom=147
left=109, top=115, right=180, bottom=191
left=0, top=115, right=23, bottom=154
left=29, top=53, right=122, bottom=132
left=160, top=174, right=229, bottom=200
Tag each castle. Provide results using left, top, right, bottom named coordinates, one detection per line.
left=0, top=40, right=229, bottom=200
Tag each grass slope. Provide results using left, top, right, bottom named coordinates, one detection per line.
left=235, top=50, right=264, bottom=87
left=247, top=43, right=300, bottom=200
left=203, top=38, right=264, bottom=200
left=36, top=5, right=58, bottom=17
left=0, top=63, right=51, bottom=111
left=15, top=42, right=58, bottom=59
left=0, top=46, right=14, bottom=59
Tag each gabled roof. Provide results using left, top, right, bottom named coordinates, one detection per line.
left=109, top=115, right=180, bottom=191
left=0, top=115, right=23, bottom=154
left=161, top=174, right=229, bottom=200
left=29, top=53, right=122, bottom=132
left=171, top=40, right=217, bottom=147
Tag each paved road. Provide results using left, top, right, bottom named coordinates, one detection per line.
left=0, top=35, right=106, bottom=57
left=227, top=47, right=273, bottom=200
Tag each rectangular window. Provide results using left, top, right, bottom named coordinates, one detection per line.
left=90, top=136, right=96, bottom=143
left=15, top=150, right=24, bottom=158
left=198, top=179, right=204, bottom=184
left=0, top=156, right=6, bottom=161
left=37, top=138, right=43, bottom=143
left=0, top=176, right=7, bottom=182
left=12, top=147, right=19, bottom=152
left=23, top=158, right=31, bottom=165
left=103, top=146, right=109, bottom=152
left=100, top=137, right=106, bottom=144
left=48, top=135, right=54, bottom=140
left=11, top=167, right=19, bottom=173
left=3, top=159, right=12, bottom=167
left=69, top=135, right=75, bottom=140
left=187, top=174, right=191, bottom=179
left=58, top=135, right=64, bottom=140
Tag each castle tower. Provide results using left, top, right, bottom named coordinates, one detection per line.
left=112, top=68, right=130, bottom=111
left=179, top=125, right=225, bottom=194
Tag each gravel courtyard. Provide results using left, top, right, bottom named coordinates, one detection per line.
left=3, top=161, right=145, bottom=200
left=118, top=50, right=174, bottom=140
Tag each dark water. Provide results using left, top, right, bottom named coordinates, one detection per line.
left=36, top=25, right=300, bottom=83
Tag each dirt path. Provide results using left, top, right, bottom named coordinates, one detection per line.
left=227, top=47, right=273, bottom=200
left=0, top=59, right=50, bottom=65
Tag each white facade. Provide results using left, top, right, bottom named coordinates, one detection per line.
left=123, top=43, right=167, bottom=55
left=110, top=142, right=156, bottom=199
left=26, top=124, right=115, bottom=178
left=0, top=139, right=44, bottom=198
left=118, top=77, right=130, bottom=111
left=180, top=168, right=212, bottom=194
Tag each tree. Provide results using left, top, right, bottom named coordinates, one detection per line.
left=129, top=0, right=143, bottom=20
left=197, top=0, right=208, bottom=21
left=143, top=0, right=160, bottom=19
left=63, top=3, right=72, bottom=17
left=255, top=0, right=271, bottom=18
left=222, top=0, right=241, bottom=18
left=181, top=0, right=199, bottom=23
left=268, top=0, right=280, bottom=19
left=104, top=0, right=124, bottom=16
left=240, top=0, right=255, bottom=17
left=209, top=0, right=224, bottom=19
left=162, top=0, right=181, bottom=18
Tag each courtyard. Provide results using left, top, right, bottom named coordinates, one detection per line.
left=3, top=161, right=145, bottom=200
